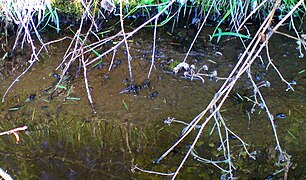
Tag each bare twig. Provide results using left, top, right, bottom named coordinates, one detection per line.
left=2, top=37, right=68, bottom=102
left=131, top=165, right=174, bottom=176
left=86, top=0, right=176, bottom=66
left=0, top=167, right=13, bottom=180
left=147, top=18, right=158, bottom=79
left=151, top=1, right=301, bottom=179
left=182, top=2, right=214, bottom=63
left=81, top=45, right=97, bottom=114
left=0, top=126, right=28, bottom=143
left=119, top=0, right=133, bottom=83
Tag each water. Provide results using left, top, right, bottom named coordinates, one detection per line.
left=0, top=25, right=305, bottom=179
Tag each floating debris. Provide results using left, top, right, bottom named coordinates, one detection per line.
left=173, top=62, right=189, bottom=74
left=119, top=84, right=142, bottom=94
left=41, top=105, right=48, bottom=110
left=52, top=73, right=60, bottom=79
left=142, top=79, right=151, bottom=89
left=25, top=94, right=36, bottom=102
left=276, top=113, right=286, bottom=119
left=149, top=91, right=158, bottom=100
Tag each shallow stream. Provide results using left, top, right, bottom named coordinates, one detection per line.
left=0, top=24, right=305, bottom=179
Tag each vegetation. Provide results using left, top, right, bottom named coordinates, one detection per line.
left=0, top=0, right=305, bottom=179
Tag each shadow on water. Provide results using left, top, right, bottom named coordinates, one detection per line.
left=0, top=24, right=305, bottom=179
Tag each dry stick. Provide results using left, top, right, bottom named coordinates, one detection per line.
left=108, top=49, right=117, bottom=71
left=54, top=10, right=89, bottom=90
left=54, top=31, right=81, bottom=90
left=120, top=0, right=133, bottom=84
left=29, top=15, right=45, bottom=51
left=0, top=125, right=28, bottom=144
left=272, top=0, right=304, bottom=34
left=147, top=18, right=158, bottom=79
left=247, top=65, right=284, bottom=158
left=132, top=165, right=175, bottom=176
left=0, top=126, right=28, bottom=136
left=82, top=23, right=97, bottom=65
left=171, top=67, right=252, bottom=178
left=212, top=110, right=228, bottom=169
left=81, top=50, right=97, bottom=114
left=157, top=2, right=284, bottom=178
left=55, top=1, right=99, bottom=71
left=13, top=9, right=39, bottom=61
left=182, top=2, right=214, bottom=63
left=265, top=42, right=294, bottom=91
left=290, top=14, right=306, bottom=57
left=238, top=0, right=269, bottom=31
left=214, top=110, right=252, bottom=174
left=283, top=154, right=290, bottom=180
left=55, top=31, right=80, bottom=70
left=0, top=167, right=13, bottom=180
left=191, top=151, right=229, bottom=172
left=233, top=1, right=292, bottom=160
left=213, top=1, right=275, bottom=102
left=224, top=119, right=233, bottom=177
left=172, top=37, right=262, bottom=179
left=80, top=0, right=98, bottom=31
left=1, top=63, right=34, bottom=102
left=125, top=130, right=132, bottom=153
left=157, top=11, right=271, bottom=163
left=231, top=0, right=304, bottom=160
left=246, top=68, right=261, bottom=108
left=9, top=11, right=26, bottom=51
left=57, top=3, right=100, bottom=111
left=86, top=0, right=176, bottom=67
left=274, top=30, right=306, bottom=45
left=2, top=37, right=68, bottom=102
left=290, top=15, right=306, bottom=49
left=57, top=31, right=122, bottom=71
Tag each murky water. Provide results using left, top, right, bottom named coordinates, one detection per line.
left=0, top=24, right=305, bottom=179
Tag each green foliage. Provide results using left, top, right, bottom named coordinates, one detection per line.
left=36, top=6, right=60, bottom=33
left=158, top=0, right=170, bottom=15
left=169, top=60, right=180, bottom=70
left=52, top=0, right=84, bottom=18
left=140, top=0, right=154, bottom=5
left=211, top=28, right=251, bottom=43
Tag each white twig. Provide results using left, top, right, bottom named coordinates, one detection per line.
left=148, top=17, right=158, bottom=79
left=0, top=167, right=13, bottom=180
left=131, top=165, right=174, bottom=176
left=119, top=0, right=133, bottom=83
left=81, top=48, right=96, bottom=114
